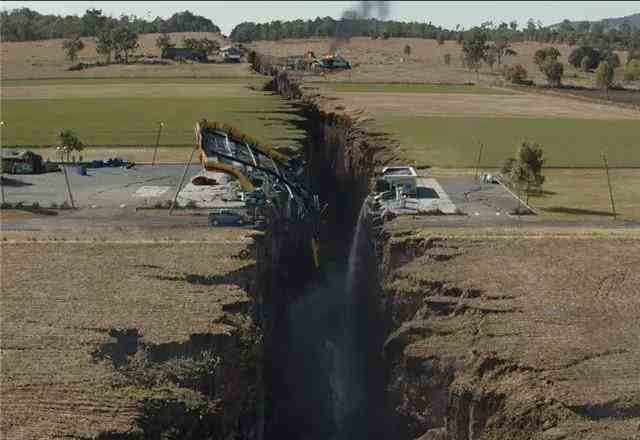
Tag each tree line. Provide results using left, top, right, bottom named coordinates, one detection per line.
left=230, top=17, right=457, bottom=42
left=230, top=16, right=640, bottom=51
left=1, top=8, right=220, bottom=42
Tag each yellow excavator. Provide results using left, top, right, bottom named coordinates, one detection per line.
left=195, top=120, right=325, bottom=268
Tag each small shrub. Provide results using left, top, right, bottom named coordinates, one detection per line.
left=50, top=202, right=58, bottom=209
left=624, top=59, right=640, bottom=81
left=14, top=201, right=24, bottom=209
left=542, top=61, right=564, bottom=87
left=0, top=202, right=11, bottom=210
left=568, top=46, right=601, bottom=69
left=185, top=200, right=197, bottom=209
left=444, top=53, right=451, bottom=66
left=503, top=64, right=528, bottom=84
left=60, top=201, right=71, bottom=209
left=31, top=202, right=40, bottom=210
left=580, top=56, right=591, bottom=72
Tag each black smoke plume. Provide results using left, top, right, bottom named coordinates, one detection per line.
left=332, top=1, right=390, bottom=51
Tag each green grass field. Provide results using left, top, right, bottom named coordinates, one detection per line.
left=381, top=116, right=640, bottom=168
left=1, top=95, right=304, bottom=148
left=314, top=82, right=512, bottom=94
left=530, top=169, right=640, bottom=220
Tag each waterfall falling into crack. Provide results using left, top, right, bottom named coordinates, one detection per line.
left=346, top=200, right=368, bottom=298
left=265, top=196, right=389, bottom=440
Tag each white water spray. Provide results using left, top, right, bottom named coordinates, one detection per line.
left=346, top=200, right=368, bottom=297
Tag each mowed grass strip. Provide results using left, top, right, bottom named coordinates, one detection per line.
left=1, top=96, right=304, bottom=148
left=530, top=169, right=640, bottom=220
left=382, top=116, right=640, bottom=167
left=1, top=77, right=268, bottom=87
left=314, top=82, right=512, bottom=94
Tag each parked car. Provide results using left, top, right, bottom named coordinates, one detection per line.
left=209, top=209, right=246, bottom=226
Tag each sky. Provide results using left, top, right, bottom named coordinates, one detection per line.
left=2, top=1, right=639, bottom=35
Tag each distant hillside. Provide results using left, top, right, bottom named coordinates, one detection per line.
left=601, top=12, right=640, bottom=29
left=553, top=12, right=640, bottom=30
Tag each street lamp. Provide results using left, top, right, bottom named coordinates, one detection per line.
left=151, top=121, right=165, bottom=166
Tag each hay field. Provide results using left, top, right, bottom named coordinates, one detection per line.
left=0, top=229, right=255, bottom=439
left=252, top=36, right=631, bottom=86
left=1, top=32, right=249, bottom=80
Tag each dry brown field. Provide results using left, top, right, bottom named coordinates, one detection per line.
left=251, top=37, right=632, bottom=86
left=0, top=229, right=256, bottom=439
left=385, top=231, right=640, bottom=439
left=1, top=32, right=249, bottom=80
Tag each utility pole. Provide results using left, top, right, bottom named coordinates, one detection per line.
left=601, top=151, right=616, bottom=219
left=1, top=121, right=5, bottom=205
left=151, top=122, right=164, bottom=166
left=474, top=142, right=484, bottom=183
left=62, top=163, right=76, bottom=209
left=169, top=147, right=196, bottom=215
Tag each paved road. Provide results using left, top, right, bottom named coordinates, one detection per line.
left=2, top=165, right=201, bottom=208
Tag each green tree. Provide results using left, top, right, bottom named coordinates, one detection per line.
left=462, top=27, right=489, bottom=77
left=81, top=8, right=106, bottom=36
left=155, top=32, right=172, bottom=52
left=595, top=61, right=615, bottom=98
left=493, top=33, right=517, bottom=65
left=603, top=51, right=620, bottom=69
left=502, top=141, right=545, bottom=202
left=568, top=46, right=600, bottom=69
left=542, top=60, right=564, bottom=87
left=624, top=59, right=640, bottom=81
left=57, top=129, right=84, bottom=163
left=534, top=46, right=560, bottom=70
left=62, top=35, right=84, bottom=63
left=95, top=28, right=113, bottom=63
left=111, top=26, right=138, bottom=63
left=485, top=46, right=498, bottom=70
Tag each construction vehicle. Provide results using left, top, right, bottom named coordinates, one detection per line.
left=304, top=51, right=351, bottom=71
left=195, top=120, right=326, bottom=267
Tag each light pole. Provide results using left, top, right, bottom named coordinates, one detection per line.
left=151, top=121, right=164, bottom=166
left=1, top=121, right=5, bottom=205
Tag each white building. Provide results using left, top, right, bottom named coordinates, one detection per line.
left=380, top=166, right=418, bottom=193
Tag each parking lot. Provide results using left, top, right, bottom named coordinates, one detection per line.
left=379, top=173, right=529, bottom=220
left=2, top=164, right=204, bottom=208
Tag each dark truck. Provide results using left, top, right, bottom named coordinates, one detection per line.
left=161, top=47, right=207, bottom=62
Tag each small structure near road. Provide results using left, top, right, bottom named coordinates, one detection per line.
left=379, top=166, right=418, bottom=194
left=220, top=46, right=241, bottom=63
left=161, top=47, right=207, bottom=62
left=1, top=149, right=45, bottom=174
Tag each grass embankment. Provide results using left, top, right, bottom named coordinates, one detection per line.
left=382, top=116, right=640, bottom=168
